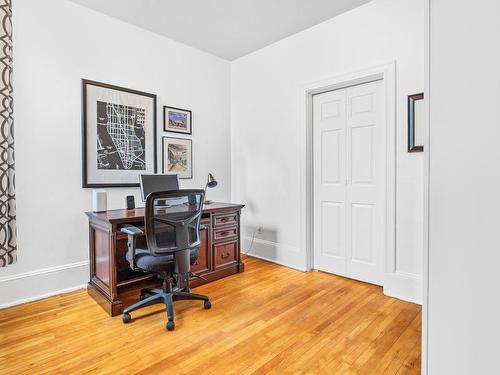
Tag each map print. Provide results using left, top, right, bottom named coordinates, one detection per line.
left=96, top=101, right=146, bottom=170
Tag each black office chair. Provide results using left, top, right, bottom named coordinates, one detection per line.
left=120, top=189, right=211, bottom=331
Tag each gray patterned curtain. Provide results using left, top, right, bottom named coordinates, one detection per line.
left=0, top=0, right=15, bottom=267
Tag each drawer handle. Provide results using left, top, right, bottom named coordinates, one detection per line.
left=220, top=231, right=229, bottom=236
left=220, top=217, right=228, bottom=222
left=221, top=252, right=230, bottom=259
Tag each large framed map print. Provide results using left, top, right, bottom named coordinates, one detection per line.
left=82, top=80, right=157, bottom=187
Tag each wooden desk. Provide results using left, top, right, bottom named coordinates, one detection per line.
left=85, top=202, right=245, bottom=316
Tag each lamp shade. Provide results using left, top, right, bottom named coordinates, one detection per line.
left=206, top=173, right=218, bottom=188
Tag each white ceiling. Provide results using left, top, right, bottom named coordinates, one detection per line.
left=68, top=0, right=372, bottom=60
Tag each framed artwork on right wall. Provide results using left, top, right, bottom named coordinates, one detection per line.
left=408, top=93, right=424, bottom=152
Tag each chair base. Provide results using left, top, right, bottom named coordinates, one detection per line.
left=122, top=288, right=211, bottom=331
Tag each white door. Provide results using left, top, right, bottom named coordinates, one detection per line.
left=313, top=80, right=386, bottom=285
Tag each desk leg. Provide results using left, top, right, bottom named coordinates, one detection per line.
left=237, top=261, right=245, bottom=273
left=87, top=282, right=123, bottom=316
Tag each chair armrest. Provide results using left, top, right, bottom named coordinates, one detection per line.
left=120, top=225, right=144, bottom=236
left=120, top=225, right=143, bottom=271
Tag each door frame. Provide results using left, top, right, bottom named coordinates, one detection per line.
left=298, top=62, right=397, bottom=286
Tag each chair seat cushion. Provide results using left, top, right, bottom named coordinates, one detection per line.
left=127, top=248, right=199, bottom=273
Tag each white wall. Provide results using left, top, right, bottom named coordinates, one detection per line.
left=428, top=0, right=500, bottom=373
left=0, top=0, right=231, bottom=307
left=231, top=0, right=425, bottom=302
left=1, top=0, right=427, bottom=308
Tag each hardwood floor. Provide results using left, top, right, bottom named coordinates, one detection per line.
left=0, top=257, right=421, bottom=374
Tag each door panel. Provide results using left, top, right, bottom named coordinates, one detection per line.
left=350, top=92, right=374, bottom=116
left=313, top=80, right=385, bottom=285
left=321, top=201, right=343, bottom=257
left=321, top=99, right=341, bottom=118
left=351, top=125, right=375, bottom=184
left=351, top=203, right=374, bottom=263
left=321, top=130, right=342, bottom=184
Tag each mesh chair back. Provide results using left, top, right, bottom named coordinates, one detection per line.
left=144, top=189, right=205, bottom=256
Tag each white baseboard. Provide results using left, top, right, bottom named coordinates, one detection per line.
left=243, top=252, right=306, bottom=272
left=242, top=236, right=307, bottom=271
left=0, top=260, right=89, bottom=309
left=384, top=271, right=422, bottom=305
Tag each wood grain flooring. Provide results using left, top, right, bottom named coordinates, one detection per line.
left=0, top=256, right=421, bottom=374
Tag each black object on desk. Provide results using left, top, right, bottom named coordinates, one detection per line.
left=126, top=195, right=135, bottom=209
left=140, top=174, right=179, bottom=201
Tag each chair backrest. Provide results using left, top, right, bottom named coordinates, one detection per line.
left=144, top=189, right=205, bottom=256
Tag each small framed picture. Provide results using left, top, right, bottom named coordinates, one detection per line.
left=163, top=106, right=192, bottom=135
left=162, top=136, right=193, bottom=179
left=408, top=93, right=424, bottom=152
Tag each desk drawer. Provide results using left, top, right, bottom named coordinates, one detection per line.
left=213, top=212, right=238, bottom=228
left=214, top=241, right=237, bottom=269
left=214, top=226, right=238, bottom=242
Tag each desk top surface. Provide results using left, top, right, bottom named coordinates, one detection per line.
left=86, top=201, right=244, bottom=224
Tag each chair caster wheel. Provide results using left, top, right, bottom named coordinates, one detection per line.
left=204, top=300, right=212, bottom=310
left=166, top=321, right=175, bottom=331
left=122, top=313, right=131, bottom=323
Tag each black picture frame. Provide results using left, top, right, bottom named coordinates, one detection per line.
left=162, top=136, right=193, bottom=179
left=163, top=106, right=192, bottom=135
left=82, top=79, right=157, bottom=188
left=408, top=93, right=424, bottom=153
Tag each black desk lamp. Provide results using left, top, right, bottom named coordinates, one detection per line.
left=204, top=173, right=218, bottom=204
